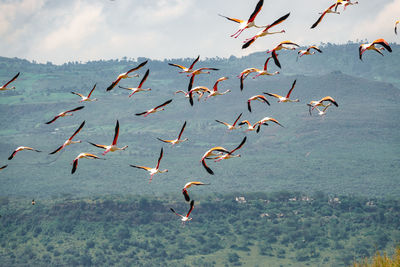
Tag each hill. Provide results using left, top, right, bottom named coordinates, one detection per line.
left=0, top=43, right=399, bottom=198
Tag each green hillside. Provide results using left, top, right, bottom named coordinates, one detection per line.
left=1, top=192, right=399, bottom=266
left=0, top=43, right=399, bottom=198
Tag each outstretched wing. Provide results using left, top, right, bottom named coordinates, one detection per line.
left=186, top=200, right=195, bottom=218
left=268, top=12, right=290, bottom=29
left=229, top=137, right=247, bottom=154
left=87, top=84, right=97, bottom=97
left=248, top=0, right=264, bottom=22
left=138, top=69, right=150, bottom=88
left=286, top=80, right=297, bottom=98
left=112, top=120, right=120, bottom=146
left=88, top=142, right=107, bottom=150
left=372, top=39, right=392, bottom=52
left=155, top=99, right=173, bottom=110
left=45, top=115, right=60, bottom=124
left=218, top=14, right=243, bottom=24
left=71, top=159, right=78, bottom=174
left=168, top=63, right=186, bottom=70
left=49, top=145, right=64, bottom=155
left=130, top=165, right=152, bottom=171
left=232, top=113, right=243, bottom=126
left=126, top=60, right=148, bottom=74
left=69, top=121, right=85, bottom=140
left=177, top=121, right=187, bottom=139
left=3, top=72, right=20, bottom=87
left=66, top=106, right=85, bottom=113
left=189, top=55, right=200, bottom=70
left=156, top=148, right=164, bottom=169
left=271, top=51, right=281, bottom=68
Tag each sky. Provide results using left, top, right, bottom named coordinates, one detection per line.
left=0, top=0, right=399, bottom=65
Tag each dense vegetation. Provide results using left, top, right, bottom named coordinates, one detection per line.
left=1, top=192, right=399, bottom=266
left=353, top=247, right=400, bottom=267
left=0, top=43, right=399, bottom=199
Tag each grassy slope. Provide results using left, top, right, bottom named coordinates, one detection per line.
left=0, top=43, right=399, bottom=198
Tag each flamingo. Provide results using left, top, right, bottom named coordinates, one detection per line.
left=157, top=121, right=188, bottom=145
left=215, top=113, right=243, bottom=130
left=396, top=20, right=399, bottom=35
left=238, top=120, right=262, bottom=132
left=219, top=0, right=264, bottom=38
left=106, top=60, right=147, bottom=91
left=118, top=69, right=151, bottom=97
left=238, top=67, right=260, bottom=90
left=187, top=67, right=219, bottom=78
left=49, top=121, right=85, bottom=154
left=175, top=90, right=204, bottom=101
left=135, top=99, right=173, bottom=117
left=297, top=46, right=322, bottom=59
left=182, top=182, right=210, bottom=202
left=71, top=84, right=97, bottom=102
left=253, top=57, right=280, bottom=78
left=0, top=72, right=20, bottom=91
left=168, top=55, right=200, bottom=74
left=307, top=96, right=338, bottom=114
left=8, top=146, right=41, bottom=160
left=267, top=41, right=300, bottom=68
left=214, top=137, right=247, bottom=162
left=205, top=77, right=231, bottom=100
left=311, top=3, right=342, bottom=29
left=264, top=80, right=299, bottom=103
left=45, top=106, right=85, bottom=124
left=88, top=120, right=128, bottom=156
left=242, top=12, right=290, bottom=49
left=0, top=165, right=8, bottom=170
left=359, top=39, right=392, bottom=60
left=201, top=146, right=230, bottom=175
left=71, top=153, right=103, bottom=174
left=32, top=199, right=36, bottom=205
left=187, top=76, right=212, bottom=106
left=170, top=200, right=195, bottom=224
left=247, top=95, right=270, bottom=112
left=257, top=117, right=284, bottom=127
left=130, top=148, right=168, bottom=182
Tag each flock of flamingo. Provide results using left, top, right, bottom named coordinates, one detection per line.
left=1, top=0, right=397, bottom=223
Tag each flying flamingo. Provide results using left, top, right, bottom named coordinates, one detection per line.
left=359, top=39, right=392, bottom=60
left=8, top=146, right=41, bottom=160
left=175, top=90, right=204, bottom=101
left=205, top=77, right=231, bottom=100
left=71, top=153, right=103, bottom=174
left=182, top=181, right=210, bottom=202
left=201, top=146, right=230, bottom=175
left=118, top=69, right=151, bottom=97
left=49, top=121, right=85, bottom=154
left=242, top=12, right=290, bottom=49
left=106, top=60, right=147, bottom=91
left=264, top=80, right=299, bottom=103
left=135, top=99, right=173, bottom=117
left=157, top=121, right=188, bottom=145
left=311, top=3, right=342, bottom=29
left=253, top=57, right=280, bottom=78
left=297, top=46, right=322, bottom=59
left=32, top=199, right=35, bottom=205
left=396, top=20, right=399, bottom=35
left=214, top=137, right=247, bottom=162
left=247, top=95, right=270, bottom=112
left=71, top=84, right=97, bottom=102
left=88, top=120, right=128, bottom=156
left=307, top=96, right=338, bottom=114
left=168, top=55, right=200, bottom=74
left=0, top=72, right=20, bottom=91
left=238, top=67, right=260, bottom=90
left=45, top=106, right=84, bottom=124
left=238, top=120, right=262, bottom=132
left=215, top=113, right=243, bottom=130
left=187, top=67, right=219, bottom=78
left=267, top=41, right=300, bottom=68
left=170, top=200, right=195, bottom=224
left=219, top=0, right=264, bottom=38
left=130, top=148, right=168, bottom=182
left=257, top=117, right=284, bottom=127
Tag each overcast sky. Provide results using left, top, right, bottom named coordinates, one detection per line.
left=1, top=0, right=399, bottom=64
